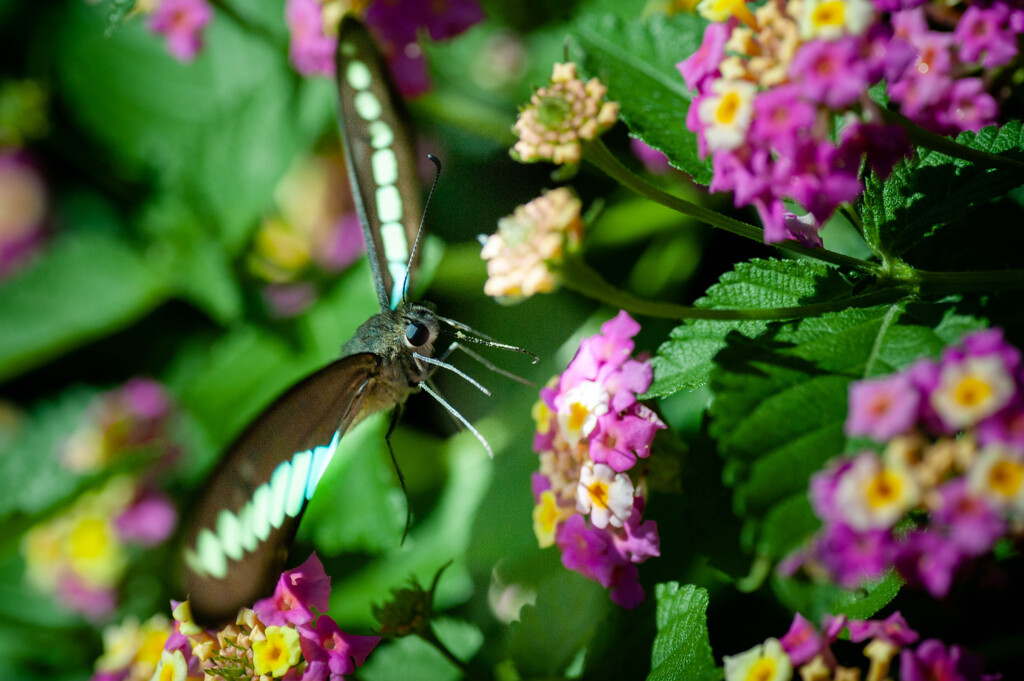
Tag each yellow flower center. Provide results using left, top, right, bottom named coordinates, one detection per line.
left=532, top=400, right=552, bottom=434
left=137, top=629, right=168, bottom=666
left=953, top=375, right=992, bottom=408
left=69, top=517, right=111, bottom=560
left=568, top=402, right=589, bottom=432
left=587, top=480, right=610, bottom=509
left=866, top=470, right=902, bottom=509
left=747, top=657, right=777, bottom=681
left=715, top=92, right=742, bottom=125
left=253, top=626, right=302, bottom=678
left=157, top=661, right=177, bottom=681
left=539, top=499, right=559, bottom=528
left=811, top=0, right=845, bottom=29
left=989, top=460, right=1024, bottom=498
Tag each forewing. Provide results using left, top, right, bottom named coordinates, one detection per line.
left=336, top=16, right=423, bottom=311
left=184, top=353, right=381, bottom=625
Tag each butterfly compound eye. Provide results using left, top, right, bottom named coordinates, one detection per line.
left=405, top=321, right=430, bottom=347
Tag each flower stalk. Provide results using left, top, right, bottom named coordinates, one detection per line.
left=581, top=140, right=877, bottom=272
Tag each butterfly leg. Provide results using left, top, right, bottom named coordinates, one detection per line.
left=385, top=405, right=413, bottom=543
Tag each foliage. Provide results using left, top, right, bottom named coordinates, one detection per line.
left=2, top=0, right=1023, bottom=680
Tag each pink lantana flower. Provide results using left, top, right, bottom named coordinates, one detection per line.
left=147, top=0, right=213, bottom=63
left=532, top=311, right=663, bottom=608
left=298, top=615, right=381, bottom=679
left=845, top=373, right=921, bottom=441
left=254, top=553, right=331, bottom=626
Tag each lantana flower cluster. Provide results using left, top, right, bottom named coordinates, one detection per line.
left=480, top=187, right=583, bottom=302
left=22, top=476, right=177, bottom=620
left=285, top=0, right=484, bottom=96
left=22, top=379, right=179, bottom=619
left=788, top=329, right=1024, bottom=597
left=248, top=153, right=366, bottom=317
left=726, top=610, right=999, bottom=681
left=512, top=62, right=620, bottom=165
left=0, top=148, right=48, bottom=279
left=531, top=311, right=664, bottom=608
left=135, top=0, right=214, bottom=63
left=680, top=0, right=1018, bottom=243
left=92, top=554, right=380, bottom=681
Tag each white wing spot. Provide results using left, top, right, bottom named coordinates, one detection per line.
left=196, top=528, right=227, bottom=579
left=346, top=60, right=372, bottom=90
left=285, top=450, right=312, bottom=518
left=376, top=185, right=403, bottom=223
left=368, top=121, right=394, bottom=150
left=251, top=484, right=271, bottom=541
left=354, top=91, right=382, bottom=121
left=216, top=509, right=244, bottom=561
left=268, top=462, right=291, bottom=529
left=306, top=431, right=341, bottom=500
left=372, top=148, right=399, bottom=187
left=381, top=222, right=408, bottom=262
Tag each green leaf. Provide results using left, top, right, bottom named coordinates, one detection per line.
left=510, top=569, right=610, bottom=677
left=140, top=197, right=243, bottom=324
left=300, top=413, right=405, bottom=554
left=571, top=14, right=713, bottom=184
left=326, top=435, right=494, bottom=626
left=0, top=389, right=96, bottom=517
left=860, top=120, right=1024, bottom=259
left=105, top=0, right=135, bottom=35
left=168, top=262, right=379, bottom=450
left=648, top=583, right=720, bottom=681
left=0, top=231, right=170, bottom=382
left=709, top=301, right=984, bottom=522
left=361, top=618, right=484, bottom=681
left=647, top=259, right=856, bottom=397
left=771, top=571, right=903, bottom=623
left=55, top=1, right=330, bottom=253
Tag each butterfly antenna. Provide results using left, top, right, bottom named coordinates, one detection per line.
left=437, top=315, right=539, bottom=364
left=420, top=381, right=494, bottom=459
left=402, top=154, right=442, bottom=304
left=414, top=353, right=491, bottom=396
left=445, top=342, right=534, bottom=387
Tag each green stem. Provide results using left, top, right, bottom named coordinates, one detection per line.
left=581, top=140, right=878, bottom=272
left=560, top=255, right=908, bottom=320
left=880, top=108, right=1024, bottom=175
left=908, top=268, right=1024, bottom=294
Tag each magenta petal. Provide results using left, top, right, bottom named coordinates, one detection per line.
left=58, top=575, right=117, bottom=619
left=298, top=615, right=379, bottom=677
left=612, top=498, right=659, bottom=563
left=608, top=563, right=644, bottom=609
left=556, top=515, right=616, bottom=587
left=531, top=473, right=551, bottom=502
left=601, top=310, right=641, bottom=343
left=780, top=613, right=825, bottom=666
left=255, top=553, right=330, bottom=626
left=115, top=489, right=178, bottom=545
left=288, top=553, right=331, bottom=611
left=848, top=611, right=919, bottom=646
left=845, top=373, right=921, bottom=441
left=300, top=659, right=329, bottom=681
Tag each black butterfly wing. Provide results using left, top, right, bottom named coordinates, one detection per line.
left=184, top=352, right=382, bottom=625
left=336, top=16, right=424, bottom=311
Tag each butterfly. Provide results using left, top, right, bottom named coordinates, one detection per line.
left=183, top=15, right=529, bottom=625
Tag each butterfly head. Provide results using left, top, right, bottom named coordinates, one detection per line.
left=396, top=301, right=439, bottom=378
